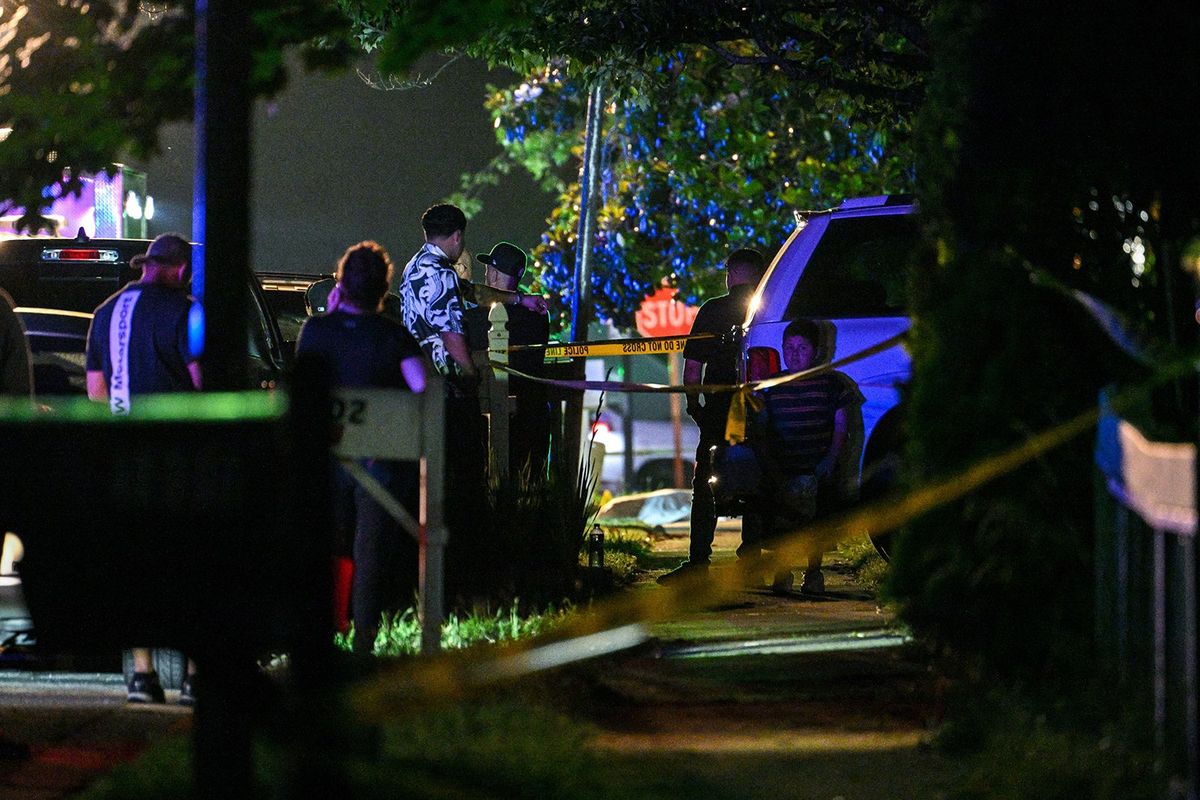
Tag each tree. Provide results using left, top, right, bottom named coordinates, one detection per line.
left=336, top=0, right=931, bottom=326
left=889, top=1, right=1200, bottom=686
left=0, top=1, right=377, bottom=232
left=460, top=50, right=915, bottom=328
left=344, top=0, right=931, bottom=113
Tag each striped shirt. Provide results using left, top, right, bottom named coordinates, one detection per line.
left=757, top=371, right=862, bottom=475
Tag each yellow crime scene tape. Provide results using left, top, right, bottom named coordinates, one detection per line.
left=506, top=332, right=716, bottom=359
left=352, top=395, right=1109, bottom=719
left=491, top=331, right=908, bottom=443
left=490, top=331, right=907, bottom=396
left=351, top=341, right=1198, bottom=719
left=541, top=335, right=692, bottom=358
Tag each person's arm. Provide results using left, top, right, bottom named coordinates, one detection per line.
left=439, top=330, right=477, bottom=379
left=816, top=407, right=849, bottom=480
left=469, top=283, right=549, bottom=314
left=86, top=370, right=108, bottom=401
left=188, top=361, right=202, bottom=390
left=401, top=355, right=427, bottom=393
left=683, top=358, right=704, bottom=421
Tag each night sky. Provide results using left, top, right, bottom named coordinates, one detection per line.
left=129, top=54, right=555, bottom=282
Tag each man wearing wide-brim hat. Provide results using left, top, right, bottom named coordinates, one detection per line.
left=465, top=241, right=551, bottom=473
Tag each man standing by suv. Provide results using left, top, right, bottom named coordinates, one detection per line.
left=659, top=248, right=766, bottom=584
left=85, top=233, right=199, bottom=704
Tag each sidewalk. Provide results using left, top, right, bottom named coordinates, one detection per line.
left=573, top=519, right=958, bottom=799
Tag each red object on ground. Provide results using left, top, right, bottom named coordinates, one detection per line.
left=333, top=556, right=354, bottom=634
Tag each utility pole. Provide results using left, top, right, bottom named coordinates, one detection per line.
left=564, top=82, right=604, bottom=482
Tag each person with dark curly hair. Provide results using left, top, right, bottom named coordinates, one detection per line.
left=297, top=241, right=427, bottom=655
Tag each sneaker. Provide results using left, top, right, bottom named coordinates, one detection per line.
left=656, top=561, right=709, bottom=585
left=127, top=671, right=165, bottom=704
left=800, top=568, right=825, bottom=595
left=179, top=675, right=196, bottom=706
left=770, top=570, right=795, bottom=594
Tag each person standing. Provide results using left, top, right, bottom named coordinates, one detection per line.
left=0, top=288, right=31, bottom=398
left=398, top=204, right=548, bottom=379
left=658, top=248, right=767, bottom=584
left=464, top=241, right=551, bottom=474
left=296, top=241, right=427, bottom=656
left=398, top=204, right=477, bottom=380
left=749, top=318, right=864, bottom=594
left=84, top=233, right=199, bottom=704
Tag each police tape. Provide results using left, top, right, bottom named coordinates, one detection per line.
left=351, top=395, right=1107, bottom=720
left=489, top=331, right=908, bottom=396
left=507, top=332, right=715, bottom=359
left=351, top=349, right=1194, bottom=721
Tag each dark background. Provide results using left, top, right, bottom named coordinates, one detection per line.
left=129, top=54, right=554, bottom=281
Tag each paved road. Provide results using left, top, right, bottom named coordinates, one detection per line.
left=0, top=670, right=190, bottom=798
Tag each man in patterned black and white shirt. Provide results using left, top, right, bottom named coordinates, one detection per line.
left=399, top=204, right=476, bottom=379
left=399, top=203, right=548, bottom=379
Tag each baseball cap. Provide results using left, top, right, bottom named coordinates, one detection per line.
left=130, top=233, right=190, bottom=269
left=476, top=241, right=528, bottom=279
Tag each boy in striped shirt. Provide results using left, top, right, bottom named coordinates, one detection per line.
left=750, top=319, right=863, bottom=594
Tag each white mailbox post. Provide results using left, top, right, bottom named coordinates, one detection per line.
left=331, top=378, right=446, bottom=653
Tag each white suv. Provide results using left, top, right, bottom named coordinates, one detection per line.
left=741, top=195, right=921, bottom=553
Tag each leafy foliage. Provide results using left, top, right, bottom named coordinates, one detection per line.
left=336, top=603, right=570, bottom=656
left=347, top=0, right=931, bottom=113
left=0, top=0, right=352, bottom=231
left=889, top=2, right=1197, bottom=685
left=463, top=49, right=916, bottom=328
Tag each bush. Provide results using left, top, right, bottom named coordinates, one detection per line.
left=892, top=1, right=1188, bottom=688
left=444, top=453, right=597, bottom=607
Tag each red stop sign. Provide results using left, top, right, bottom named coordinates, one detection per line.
left=635, top=287, right=698, bottom=338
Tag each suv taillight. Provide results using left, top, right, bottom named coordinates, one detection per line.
left=41, top=248, right=120, bottom=262
left=747, top=347, right=780, bottom=381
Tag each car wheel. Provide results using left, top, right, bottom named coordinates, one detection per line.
left=122, top=648, right=187, bottom=691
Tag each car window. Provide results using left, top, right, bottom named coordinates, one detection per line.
left=786, top=214, right=920, bottom=318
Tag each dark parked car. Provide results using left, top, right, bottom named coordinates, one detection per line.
left=257, top=270, right=333, bottom=351
left=0, top=232, right=289, bottom=388
left=15, top=307, right=91, bottom=398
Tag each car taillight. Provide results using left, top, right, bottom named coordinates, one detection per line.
left=41, top=248, right=120, bottom=263
left=747, top=347, right=780, bottom=381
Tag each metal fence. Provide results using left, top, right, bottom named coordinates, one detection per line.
left=1095, top=391, right=1198, bottom=798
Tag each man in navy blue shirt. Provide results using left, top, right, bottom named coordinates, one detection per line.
left=85, top=233, right=200, bottom=704
left=86, top=233, right=199, bottom=413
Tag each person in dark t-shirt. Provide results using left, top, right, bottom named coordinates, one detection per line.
left=85, top=233, right=200, bottom=705
left=750, top=318, right=863, bottom=594
left=296, top=241, right=426, bottom=656
left=86, top=236, right=199, bottom=414
left=658, top=248, right=767, bottom=585
left=464, top=241, right=551, bottom=474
